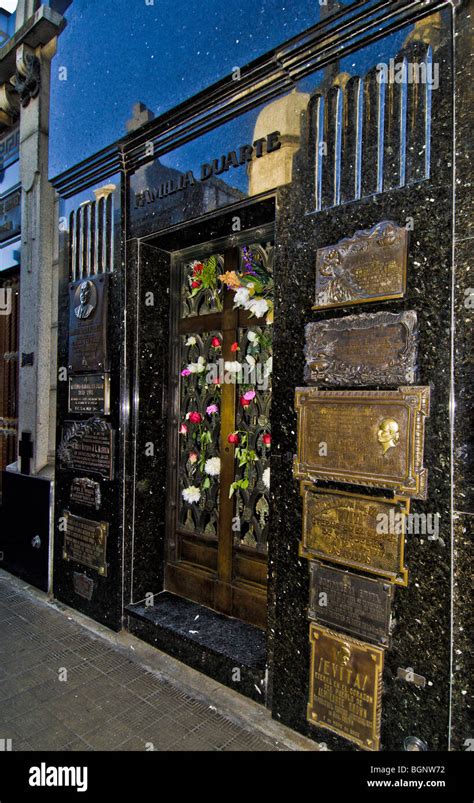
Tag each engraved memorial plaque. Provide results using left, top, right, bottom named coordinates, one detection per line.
left=300, top=484, right=409, bottom=585
left=69, top=374, right=110, bottom=414
left=294, top=386, right=430, bottom=499
left=70, top=477, right=102, bottom=510
left=308, top=561, right=393, bottom=646
left=63, top=511, right=108, bottom=576
left=308, top=623, right=384, bottom=751
left=304, top=311, right=418, bottom=386
left=313, top=221, right=407, bottom=310
left=73, top=572, right=94, bottom=601
left=68, top=274, right=109, bottom=373
left=58, top=418, right=114, bottom=480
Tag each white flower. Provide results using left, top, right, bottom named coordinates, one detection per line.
left=204, top=457, right=221, bottom=476
left=234, top=287, right=250, bottom=307
left=182, top=486, right=201, bottom=504
left=186, top=336, right=196, bottom=347
left=262, top=467, right=270, bottom=489
left=187, top=356, right=206, bottom=373
left=247, top=298, right=269, bottom=318
left=247, top=331, right=258, bottom=343
left=246, top=355, right=256, bottom=367
left=224, top=360, right=242, bottom=374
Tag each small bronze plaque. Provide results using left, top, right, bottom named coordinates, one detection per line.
left=305, top=311, right=418, bottom=386
left=294, top=386, right=430, bottom=499
left=308, top=561, right=393, bottom=646
left=300, top=484, right=408, bottom=585
left=73, top=572, right=94, bottom=600
left=58, top=418, right=114, bottom=480
left=68, top=274, right=109, bottom=373
left=68, top=374, right=110, bottom=414
left=63, top=511, right=108, bottom=576
left=308, top=623, right=384, bottom=751
left=313, top=221, right=407, bottom=310
left=70, top=477, right=102, bottom=510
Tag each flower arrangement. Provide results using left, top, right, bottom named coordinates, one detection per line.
left=180, top=403, right=221, bottom=502
left=186, top=248, right=273, bottom=323
left=188, top=256, right=222, bottom=310
left=226, top=430, right=271, bottom=498
left=219, top=246, right=274, bottom=323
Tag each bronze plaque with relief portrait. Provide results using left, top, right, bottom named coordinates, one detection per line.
left=307, top=623, right=384, bottom=751
left=68, top=274, right=109, bottom=373
left=293, top=386, right=430, bottom=499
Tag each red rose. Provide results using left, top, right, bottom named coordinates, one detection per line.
left=240, top=396, right=251, bottom=407
left=262, top=433, right=271, bottom=445
left=231, top=342, right=239, bottom=352
left=193, top=263, right=204, bottom=275
left=211, top=337, right=221, bottom=348
left=227, top=433, right=239, bottom=444
left=188, top=412, right=202, bottom=424
left=191, top=280, right=201, bottom=289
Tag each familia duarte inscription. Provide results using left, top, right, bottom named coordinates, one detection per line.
left=134, top=131, right=281, bottom=206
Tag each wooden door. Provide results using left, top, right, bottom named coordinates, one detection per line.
left=165, top=235, right=273, bottom=629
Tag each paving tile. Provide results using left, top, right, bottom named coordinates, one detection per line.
left=0, top=578, right=296, bottom=753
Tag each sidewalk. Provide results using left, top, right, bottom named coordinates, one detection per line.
left=0, top=570, right=319, bottom=752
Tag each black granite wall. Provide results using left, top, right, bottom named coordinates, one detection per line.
left=269, top=12, right=455, bottom=750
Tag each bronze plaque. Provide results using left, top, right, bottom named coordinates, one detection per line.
left=313, top=221, right=407, bottom=310
left=305, top=311, right=418, bottom=386
left=73, top=572, right=94, bottom=600
left=58, top=418, right=114, bottom=480
left=68, top=274, right=109, bottom=373
left=68, top=373, right=110, bottom=414
left=300, top=484, right=409, bottom=585
left=308, top=623, right=384, bottom=751
left=308, top=561, right=393, bottom=646
left=63, top=511, right=108, bottom=576
left=294, top=386, right=430, bottom=499
left=70, top=477, right=102, bottom=510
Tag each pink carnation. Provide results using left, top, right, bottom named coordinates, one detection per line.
left=206, top=404, right=219, bottom=415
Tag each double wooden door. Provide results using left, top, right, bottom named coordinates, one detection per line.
left=165, top=234, right=273, bottom=629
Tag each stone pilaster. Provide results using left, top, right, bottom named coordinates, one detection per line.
left=15, top=37, right=57, bottom=476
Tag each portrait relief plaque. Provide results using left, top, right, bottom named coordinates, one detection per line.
left=308, top=561, right=393, bottom=646
left=294, top=386, right=430, bottom=499
left=300, top=484, right=409, bottom=585
left=304, top=311, right=418, bottom=386
left=68, top=274, right=109, bottom=373
left=63, top=511, right=108, bottom=576
left=70, top=477, right=102, bottom=510
left=68, top=374, right=110, bottom=415
left=313, top=221, right=408, bottom=310
left=58, top=418, right=114, bottom=480
left=308, top=623, right=384, bottom=751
